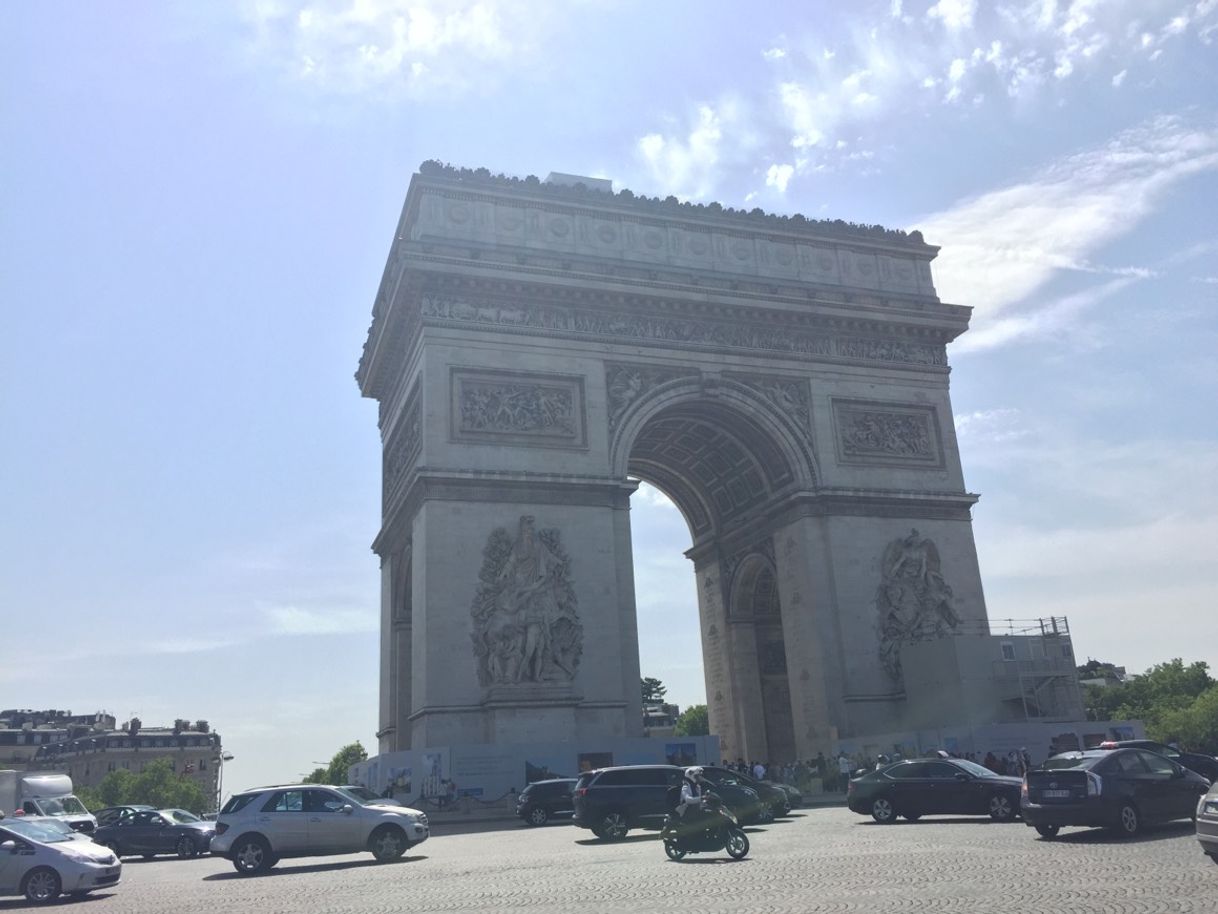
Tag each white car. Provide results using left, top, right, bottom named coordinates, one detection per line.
left=0, top=816, right=121, bottom=903
left=209, top=784, right=428, bottom=875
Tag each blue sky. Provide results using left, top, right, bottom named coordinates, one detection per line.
left=2, top=0, right=1215, bottom=795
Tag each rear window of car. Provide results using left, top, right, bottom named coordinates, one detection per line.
left=595, top=768, right=669, bottom=787
left=1041, top=754, right=1097, bottom=770
left=220, top=793, right=261, bottom=815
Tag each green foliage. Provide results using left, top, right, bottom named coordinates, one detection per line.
left=1157, top=686, right=1218, bottom=754
left=79, top=759, right=208, bottom=814
left=641, top=677, right=667, bottom=703
left=307, top=741, right=369, bottom=786
left=674, top=704, right=709, bottom=737
left=1083, top=659, right=1217, bottom=752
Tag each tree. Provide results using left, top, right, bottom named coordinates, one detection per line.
left=641, top=677, right=667, bottom=703
left=77, top=759, right=208, bottom=813
left=304, top=741, right=369, bottom=786
left=674, top=704, right=709, bottom=737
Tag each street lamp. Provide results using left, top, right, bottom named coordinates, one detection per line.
left=214, top=751, right=235, bottom=813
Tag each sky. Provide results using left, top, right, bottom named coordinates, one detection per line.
left=2, top=0, right=1216, bottom=798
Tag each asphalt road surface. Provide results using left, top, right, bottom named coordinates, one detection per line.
left=4, top=807, right=1212, bottom=913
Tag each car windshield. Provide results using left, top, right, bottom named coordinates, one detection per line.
left=36, top=796, right=88, bottom=816
left=953, top=759, right=1001, bottom=779
left=2, top=819, right=73, bottom=844
left=333, top=787, right=375, bottom=805
left=163, top=808, right=202, bottom=823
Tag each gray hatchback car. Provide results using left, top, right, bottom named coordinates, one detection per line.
left=1197, top=781, right=1218, bottom=864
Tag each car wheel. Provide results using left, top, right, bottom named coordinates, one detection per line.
left=725, top=827, right=750, bottom=859
left=232, top=835, right=274, bottom=875
left=1114, top=803, right=1140, bottom=838
left=1035, top=825, right=1060, bottom=839
left=989, top=794, right=1016, bottom=822
left=597, top=811, right=629, bottom=840
left=527, top=807, right=549, bottom=827
left=664, top=839, right=686, bottom=861
left=757, top=803, right=775, bottom=824
left=370, top=825, right=408, bottom=862
left=871, top=796, right=897, bottom=824
left=22, top=867, right=62, bottom=904
left=176, top=836, right=197, bottom=858
left=903, top=813, right=922, bottom=822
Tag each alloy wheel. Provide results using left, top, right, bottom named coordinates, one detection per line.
left=872, top=797, right=896, bottom=823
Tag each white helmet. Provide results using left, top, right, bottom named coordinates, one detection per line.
left=685, top=766, right=704, bottom=780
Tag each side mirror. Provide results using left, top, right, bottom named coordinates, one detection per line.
left=954, top=773, right=970, bottom=782
left=341, top=804, right=354, bottom=815
left=0, top=840, right=17, bottom=853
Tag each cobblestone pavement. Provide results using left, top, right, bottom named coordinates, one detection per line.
left=4, top=808, right=1212, bottom=914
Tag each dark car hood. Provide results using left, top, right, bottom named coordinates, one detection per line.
left=989, top=776, right=1024, bottom=787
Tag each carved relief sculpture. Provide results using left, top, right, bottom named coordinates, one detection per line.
left=875, top=529, right=962, bottom=682
left=452, top=370, right=586, bottom=447
left=731, top=375, right=812, bottom=436
left=605, top=363, right=696, bottom=428
left=834, top=400, right=942, bottom=467
left=471, top=516, right=583, bottom=687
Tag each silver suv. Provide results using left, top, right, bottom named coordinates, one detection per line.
left=210, top=785, right=428, bottom=875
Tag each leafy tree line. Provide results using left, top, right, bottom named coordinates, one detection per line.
left=75, top=758, right=208, bottom=814
left=302, top=741, right=368, bottom=786
left=1083, top=658, right=1218, bottom=753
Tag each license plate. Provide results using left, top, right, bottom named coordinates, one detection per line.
left=1042, top=789, right=1072, bottom=798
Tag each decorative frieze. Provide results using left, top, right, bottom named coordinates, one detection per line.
left=833, top=399, right=943, bottom=467
left=422, top=295, right=947, bottom=369
left=451, top=369, right=586, bottom=448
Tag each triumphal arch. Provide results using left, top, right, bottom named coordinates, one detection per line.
left=357, top=163, right=990, bottom=763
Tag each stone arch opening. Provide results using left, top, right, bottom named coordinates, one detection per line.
left=622, top=394, right=807, bottom=763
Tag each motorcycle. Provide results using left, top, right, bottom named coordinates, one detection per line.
left=660, top=792, right=750, bottom=861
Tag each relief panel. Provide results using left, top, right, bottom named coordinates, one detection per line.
left=832, top=399, right=943, bottom=468
left=451, top=368, right=587, bottom=449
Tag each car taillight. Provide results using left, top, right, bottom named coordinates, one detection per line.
left=1021, top=779, right=1029, bottom=800
left=215, top=823, right=228, bottom=835
left=846, top=781, right=854, bottom=796
left=575, top=788, right=587, bottom=797
left=1086, top=772, right=1102, bottom=796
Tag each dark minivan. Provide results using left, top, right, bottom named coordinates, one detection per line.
left=572, top=765, right=684, bottom=840
left=1022, top=748, right=1209, bottom=838
left=516, top=778, right=577, bottom=826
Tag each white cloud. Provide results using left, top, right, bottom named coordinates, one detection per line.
left=765, top=162, right=795, bottom=193
left=1112, top=68, right=1127, bottom=85
left=927, top=0, right=976, bottom=30
left=762, top=47, right=786, bottom=60
left=266, top=605, right=378, bottom=634
left=238, top=0, right=552, bottom=97
left=918, top=116, right=1218, bottom=348
left=636, top=102, right=746, bottom=201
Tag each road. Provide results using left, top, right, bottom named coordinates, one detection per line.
left=4, top=807, right=1213, bottom=913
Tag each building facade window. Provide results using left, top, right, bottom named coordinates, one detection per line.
left=1001, top=642, right=1016, bottom=661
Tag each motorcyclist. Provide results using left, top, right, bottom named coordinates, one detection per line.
left=677, top=766, right=708, bottom=818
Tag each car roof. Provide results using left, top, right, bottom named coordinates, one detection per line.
left=527, top=778, right=576, bottom=784
left=586, top=764, right=681, bottom=774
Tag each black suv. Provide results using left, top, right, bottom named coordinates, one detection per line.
left=516, top=778, right=576, bottom=826
left=573, top=765, right=684, bottom=839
